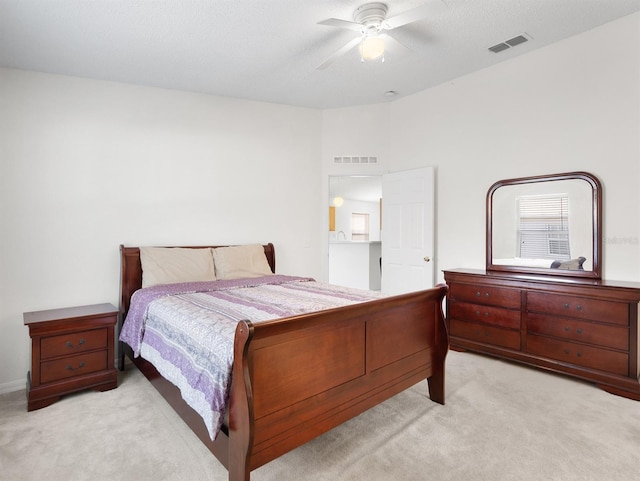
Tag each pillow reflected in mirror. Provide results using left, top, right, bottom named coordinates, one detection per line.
left=550, top=257, right=587, bottom=270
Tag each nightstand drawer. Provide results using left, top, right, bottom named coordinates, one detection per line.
left=40, top=328, right=108, bottom=360
left=40, top=350, right=108, bottom=384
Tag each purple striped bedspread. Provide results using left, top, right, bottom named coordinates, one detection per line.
left=119, top=275, right=384, bottom=440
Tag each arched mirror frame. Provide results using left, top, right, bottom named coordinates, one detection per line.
left=487, top=171, right=602, bottom=279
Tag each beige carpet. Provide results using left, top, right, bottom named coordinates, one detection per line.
left=1, top=351, right=639, bottom=481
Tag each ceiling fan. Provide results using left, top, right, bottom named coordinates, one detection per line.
left=317, top=1, right=447, bottom=70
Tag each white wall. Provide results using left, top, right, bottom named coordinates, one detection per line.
left=390, top=12, right=640, bottom=283
left=0, top=69, right=322, bottom=392
left=323, top=12, right=640, bottom=285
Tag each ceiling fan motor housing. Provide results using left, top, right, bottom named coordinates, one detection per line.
left=354, top=2, right=388, bottom=34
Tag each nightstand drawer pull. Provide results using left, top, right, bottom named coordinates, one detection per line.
left=65, top=339, right=86, bottom=348
left=65, top=361, right=86, bottom=371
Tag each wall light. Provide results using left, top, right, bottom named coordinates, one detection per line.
left=333, top=196, right=344, bottom=207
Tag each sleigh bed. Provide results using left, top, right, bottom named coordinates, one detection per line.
left=118, top=243, right=448, bottom=481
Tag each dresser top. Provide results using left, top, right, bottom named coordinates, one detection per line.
left=443, top=268, right=640, bottom=293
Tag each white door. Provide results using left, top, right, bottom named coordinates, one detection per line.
left=381, top=167, right=435, bottom=295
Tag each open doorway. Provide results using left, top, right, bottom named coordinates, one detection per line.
left=328, top=176, right=382, bottom=290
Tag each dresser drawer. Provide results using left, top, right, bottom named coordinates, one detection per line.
left=527, top=292, right=628, bottom=326
left=449, top=302, right=521, bottom=329
left=526, top=335, right=628, bottom=376
left=40, top=350, right=108, bottom=384
left=450, top=319, right=520, bottom=350
left=527, top=313, right=628, bottom=351
left=449, top=283, right=521, bottom=309
left=40, top=328, right=108, bottom=360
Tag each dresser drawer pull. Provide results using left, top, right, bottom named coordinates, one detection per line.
left=65, top=361, right=86, bottom=371
left=562, top=348, right=583, bottom=358
left=475, top=291, right=490, bottom=298
left=563, top=303, right=569, bottom=309
left=576, top=305, right=582, bottom=311
left=65, top=339, right=86, bottom=348
left=475, top=310, right=489, bottom=317
left=562, top=326, right=585, bottom=335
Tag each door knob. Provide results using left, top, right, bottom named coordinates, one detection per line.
left=423, top=256, right=431, bottom=262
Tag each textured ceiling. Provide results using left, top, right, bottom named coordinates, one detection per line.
left=1, top=0, right=639, bottom=109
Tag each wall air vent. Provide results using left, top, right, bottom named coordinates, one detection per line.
left=333, top=156, right=378, bottom=164
left=489, top=34, right=529, bottom=53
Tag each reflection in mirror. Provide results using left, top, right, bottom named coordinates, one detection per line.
left=487, top=172, right=601, bottom=279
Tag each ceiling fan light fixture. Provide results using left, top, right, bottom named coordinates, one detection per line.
left=359, top=35, right=385, bottom=61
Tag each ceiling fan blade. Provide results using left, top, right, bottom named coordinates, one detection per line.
left=317, top=36, right=362, bottom=70
left=382, top=34, right=412, bottom=56
left=382, top=0, right=447, bottom=30
left=318, top=18, right=364, bottom=32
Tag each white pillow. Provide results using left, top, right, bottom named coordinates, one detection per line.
left=140, top=247, right=216, bottom=288
left=212, top=244, right=273, bottom=280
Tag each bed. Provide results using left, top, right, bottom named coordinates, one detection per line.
left=118, top=243, right=449, bottom=481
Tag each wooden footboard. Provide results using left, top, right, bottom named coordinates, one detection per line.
left=228, top=285, right=448, bottom=481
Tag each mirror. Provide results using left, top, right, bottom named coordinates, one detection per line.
left=487, top=172, right=602, bottom=279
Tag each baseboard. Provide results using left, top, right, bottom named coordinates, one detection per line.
left=0, top=379, right=26, bottom=395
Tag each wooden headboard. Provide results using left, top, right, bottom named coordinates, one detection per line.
left=118, top=243, right=276, bottom=318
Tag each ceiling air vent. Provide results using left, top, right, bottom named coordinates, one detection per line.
left=334, top=156, right=378, bottom=164
left=506, top=35, right=528, bottom=47
left=489, top=34, right=529, bottom=53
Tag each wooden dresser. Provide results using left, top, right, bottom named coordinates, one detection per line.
left=24, top=303, right=118, bottom=411
left=443, top=268, right=640, bottom=400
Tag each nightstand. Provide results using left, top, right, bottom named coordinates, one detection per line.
left=23, top=303, right=119, bottom=411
